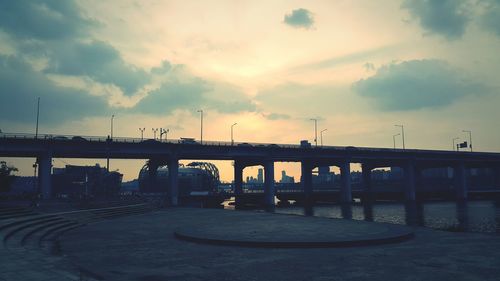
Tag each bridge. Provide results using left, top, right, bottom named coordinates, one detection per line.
left=1, top=133, right=500, bottom=206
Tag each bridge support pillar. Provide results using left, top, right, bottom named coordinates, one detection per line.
left=493, top=166, right=500, bottom=188
left=234, top=161, right=244, bottom=205
left=454, top=162, right=468, bottom=201
left=264, top=160, right=275, bottom=207
left=301, top=160, right=314, bottom=203
left=168, top=158, right=179, bottom=206
left=404, top=161, right=417, bottom=201
left=361, top=164, right=372, bottom=200
left=340, top=161, right=352, bottom=203
left=148, top=161, right=159, bottom=193
left=38, top=152, right=52, bottom=200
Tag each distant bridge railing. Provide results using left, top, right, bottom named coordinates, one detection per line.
left=0, top=132, right=411, bottom=152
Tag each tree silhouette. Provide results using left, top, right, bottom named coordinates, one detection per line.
left=0, top=161, right=18, bottom=193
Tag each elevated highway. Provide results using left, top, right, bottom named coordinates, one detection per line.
left=1, top=133, right=500, bottom=205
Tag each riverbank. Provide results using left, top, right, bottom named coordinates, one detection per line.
left=58, top=207, right=500, bottom=281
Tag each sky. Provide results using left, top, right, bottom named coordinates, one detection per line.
left=1, top=0, right=500, bottom=182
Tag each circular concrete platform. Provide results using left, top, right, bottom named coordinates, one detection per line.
left=174, top=212, right=414, bottom=248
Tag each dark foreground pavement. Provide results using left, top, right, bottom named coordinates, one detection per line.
left=58, top=208, right=500, bottom=281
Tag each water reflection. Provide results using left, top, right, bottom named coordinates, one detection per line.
left=404, top=201, right=424, bottom=227
left=363, top=203, right=373, bottom=222
left=456, top=201, right=469, bottom=232
left=340, top=204, right=352, bottom=220
left=303, top=204, right=314, bottom=216
left=267, top=200, right=500, bottom=235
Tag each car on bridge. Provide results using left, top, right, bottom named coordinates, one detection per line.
left=71, top=136, right=87, bottom=142
left=180, top=138, right=198, bottom=144
left=238, top=143, right=252, bottom=147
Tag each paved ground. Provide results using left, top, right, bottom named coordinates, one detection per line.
left=174, top=209, right=413, bottom=247
left=57, top=208, right=500, bottom=281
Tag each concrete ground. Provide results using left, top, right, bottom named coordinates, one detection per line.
left=57, top=208, right=500, bottom=281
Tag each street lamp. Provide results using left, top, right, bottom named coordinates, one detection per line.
left=452, top=137, right=459, bottom=151
left=161, top=128, right=169, bottom=142
left=35, top=97, right=40, bottom=139
left=110, top=114, right=115, bottom=139
left=320, top=129, right=327, bottom=146
left=394, top=124, right=405, bottom=149
left=197, top=109, right=203, bottom=144
left=462, top=130, right=472, bottom=152
left=310, top=118, right=318, bottom=147
left=231, top=123, right=237, bottom=145
left=152, top=128, right=158, bottom=140
left=139, top=128, right=145, bottom=140
left=393, top=133, right=400, bottom=149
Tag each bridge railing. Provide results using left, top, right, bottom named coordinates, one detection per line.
left=0, top=131, right=482, bottom=155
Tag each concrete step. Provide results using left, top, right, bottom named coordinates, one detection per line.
left=0, top=211, right=37, bottom=221
left=3, top=217, right=66, bottom=249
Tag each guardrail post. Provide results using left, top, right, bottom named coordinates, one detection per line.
left=234, top=160, right=244, bottom=205
left=38, top=151, right=52, bottom=199
left=340, top=160, right=352, bottom=203
left=454, top=161, right=468, bottom=201
left=264, top=159, right=275, bottom=207
left=168, top=158, right=179, bottom=206
left=301, top=160, right=313, bottom=203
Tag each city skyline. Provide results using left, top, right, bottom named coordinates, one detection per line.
left=1, top=0, right=500, bottom=181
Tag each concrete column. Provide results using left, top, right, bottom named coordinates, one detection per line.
left=264, top=160, right=275, bottom=206
left=404, top=161, right=416, bottom=201
left=148, top=161, right=159, bottom=193
left=301, top=160, right=313, bottom=202
left=340, top=161, right=352, bottom=203
left=493, top=166, right=500, bottom=188
left=168, top=158, right=179, bottom=206
left=361, top=164, right=372, bottom=193
left=454, top=162, right=467, bottom=201
left=234, top=161, right=244, bottom=205
left=38, top=152, right=52, bottom=199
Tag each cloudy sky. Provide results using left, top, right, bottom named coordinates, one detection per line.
left=1, top=0, right=500, bottom=181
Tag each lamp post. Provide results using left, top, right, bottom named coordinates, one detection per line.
left=231, top=123, right=237, bottom=145
left=394, top=124, right=405, bottom=149
left=139, top=128, right=145, bottom=140
left=320, top=129, right=327, bottom=146
left=393, top=133, right=400, bottom=149
left=462, top=130, right=472, bottom=152
left=197, top=109, right=203, bottom=144
left=110, top=114, right=115, bottom=139
left=161, top=128, right=169, bottom=142
left=107, top=114, right=115, bottom=172
left=152, top=128, right=158, bottom=140
left=35, top=97, right=40, bottom=139
left=310, top=118, right=318, bottom=147
left=452, top=137, right=459, bottom=151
